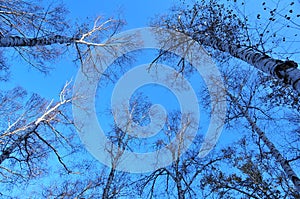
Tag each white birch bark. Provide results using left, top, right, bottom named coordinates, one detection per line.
left=200, top=36, right=300, bottom=93
left=228, top=92, right=300, bottom=193
left=0, top=90, right=71, bottom=165
left=0, top=35, right=78, bottom=47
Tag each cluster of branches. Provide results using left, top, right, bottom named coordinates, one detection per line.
left=0, top=0, right=299, bottom=198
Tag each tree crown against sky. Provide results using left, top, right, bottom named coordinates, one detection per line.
left=0, top=0, right=299, bottom=198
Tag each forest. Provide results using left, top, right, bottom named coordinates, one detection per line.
left=0, top=0, right=299, bottom=198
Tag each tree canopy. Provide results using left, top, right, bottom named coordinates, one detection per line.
left=0, top=0, right=299, bottom=198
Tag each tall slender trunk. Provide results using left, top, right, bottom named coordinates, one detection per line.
left=174, top=157, right=185, bottom=199
left=102, top=167, right=116, bottom=199
left=228, top=92, right=300, bottom=193
left=194, top=34, right=300, bottom=93
left=176, top=179, right=185, bottom=199
left=0, top=35, right=78, bottom=47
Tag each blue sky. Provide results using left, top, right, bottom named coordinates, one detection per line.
left=1, top=0, right=300, bottom=197
left=2, top=0, right=298, bottom=152
left=66, top=0, right=177, bottom=28
left=2, top=0, right=177, bottom=99
left=5, top=0, right=299, bottom=100
left=3, top=0, right=298, bottom=157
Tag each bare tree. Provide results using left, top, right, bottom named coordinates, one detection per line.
left=148, top=0, right=300, bottom=196
left=1, top=0, right=299, bottom=198
left=227, top=90, right=300, bottom=193
left=136, top=112, right=226, bottom=199
left=0, top=81, right=76, bottom=196
left=214, top=62, right=300, bottom=196
left=155, top=0, right=300, bottom=93
left=38, top=95, right=153, bottom=199
left=0, top=0, right=127, bottom=197
left=0, top=0, right=124, bottom=74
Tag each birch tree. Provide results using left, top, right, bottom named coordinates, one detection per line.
left=0, top=82, right=75, bottom=197
left=219, top=62, right=300, bottom=196
left=0, top=0, right=71, bottom=73
left=227, top=70, right=300, bottom=192
left=229, top=92, right=300, bottom=192
left=149, top=0, right=300, bottom=196
left=1, top=0, right=299, bottom=197
left=155, top=0, right=300, bottom=93
left=0, top=0, right=126, bottom=196
left=0, top=0, right=123, bottom=74
left=200, top=137, right=300, bottom=198
left=136, top=112, right=227, bottom=199
left=40, top=95, right=153, bottom=199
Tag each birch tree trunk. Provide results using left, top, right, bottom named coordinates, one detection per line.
left=228, top=92, right=300, bottom=194
left=199, top=36, right=300, bottom=93
left=0, top=35, right=78, bottom=47
left=102, top=167, right=116, bottom=199
left=174, top=158, right=185, bottom=199
left=163, top=1, right=300, bottom=93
